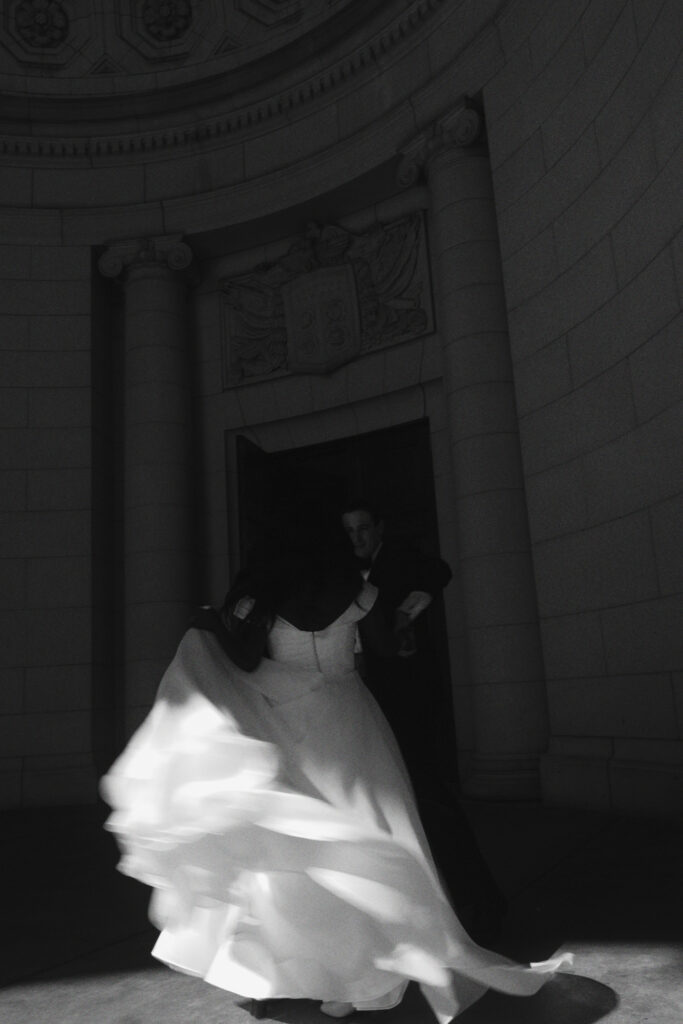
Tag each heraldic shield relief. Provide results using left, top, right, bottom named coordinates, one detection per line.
left=220, top=213, right=433, bottom=386
left=281, top=265, right=362, bottom=374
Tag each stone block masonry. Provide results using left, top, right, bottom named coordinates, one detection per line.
left=489, top=0, right=683, bottom=815
left=0, top=244, right=97, bottom=807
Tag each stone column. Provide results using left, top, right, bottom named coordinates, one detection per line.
left=399, top=103, right=548, bottom=798
left=99, top=236, right=196, bottom=732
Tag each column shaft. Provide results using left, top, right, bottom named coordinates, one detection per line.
left=424, top=119, right=548, bottom=798
left=100, top=238, right=195, bottom=731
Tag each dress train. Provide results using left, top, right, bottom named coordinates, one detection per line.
left=102, top=626, right=571, bottom=1023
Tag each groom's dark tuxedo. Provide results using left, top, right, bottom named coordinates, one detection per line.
left=358, top=540, right=506, bottom=945
left=359, top=541, right=452, bottom=778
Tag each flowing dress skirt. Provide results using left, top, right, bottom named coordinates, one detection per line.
left=102, top=629, right=570, bottom=1023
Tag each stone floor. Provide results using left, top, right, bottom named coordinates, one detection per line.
left=1, top=800, right=681, bottom=1024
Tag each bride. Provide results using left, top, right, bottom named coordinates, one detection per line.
left=101, top=493, right=570, bottom=1022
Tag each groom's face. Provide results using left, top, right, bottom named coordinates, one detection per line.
left=342, top=509, right=383, bottom=561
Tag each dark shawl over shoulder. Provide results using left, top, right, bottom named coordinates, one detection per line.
left=368, top=543, right=452, bottom=607
left=189, top=606, right=266, bottom=673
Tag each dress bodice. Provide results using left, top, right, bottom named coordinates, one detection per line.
left=266, top=582, right=376, bottom=677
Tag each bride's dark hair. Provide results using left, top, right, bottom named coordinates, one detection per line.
left=223, top=489, right=362, bottom=630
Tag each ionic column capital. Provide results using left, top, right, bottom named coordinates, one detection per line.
left=397, top=99, right=484, bottom=188
left=98, top=234, right=194, bottom=280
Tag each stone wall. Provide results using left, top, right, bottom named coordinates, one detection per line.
left=0, top=244, right=98, bottom=804
left=486, top=0, right=682, bottom=813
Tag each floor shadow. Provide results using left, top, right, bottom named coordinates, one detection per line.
left=460, top=974, right=619, bottom=1023
left=238, top=975, right=619, bottom=1024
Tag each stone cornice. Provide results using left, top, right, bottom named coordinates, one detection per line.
left=396, top=100, right=484, bottom=187
left=0, top=0, right=447, bottom=162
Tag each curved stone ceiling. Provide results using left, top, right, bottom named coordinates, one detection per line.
left=0, top=0, right=460, bottom=174
left=0, top=0, right=393, bottom=118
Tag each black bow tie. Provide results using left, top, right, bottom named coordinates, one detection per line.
left=356, top=557, right=373, bottom=571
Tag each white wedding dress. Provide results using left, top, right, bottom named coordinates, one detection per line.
left=102, top=582, right=569, bottom=1023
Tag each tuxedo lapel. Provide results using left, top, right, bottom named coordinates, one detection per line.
left=367, top=544, right=387, bottom=588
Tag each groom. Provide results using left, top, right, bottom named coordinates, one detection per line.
left=340, top=499, right=451, bottom=764
left=341, top=498, right=506, bottom=945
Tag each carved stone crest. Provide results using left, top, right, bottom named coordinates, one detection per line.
left=282, top=265, right=361, bottom=374
left=221, top=213, right=433, bottom=386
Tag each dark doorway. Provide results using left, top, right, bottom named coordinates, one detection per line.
left=233, top=418, right=459, bottom=790
left=237, top=419, right=440, bottom=555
